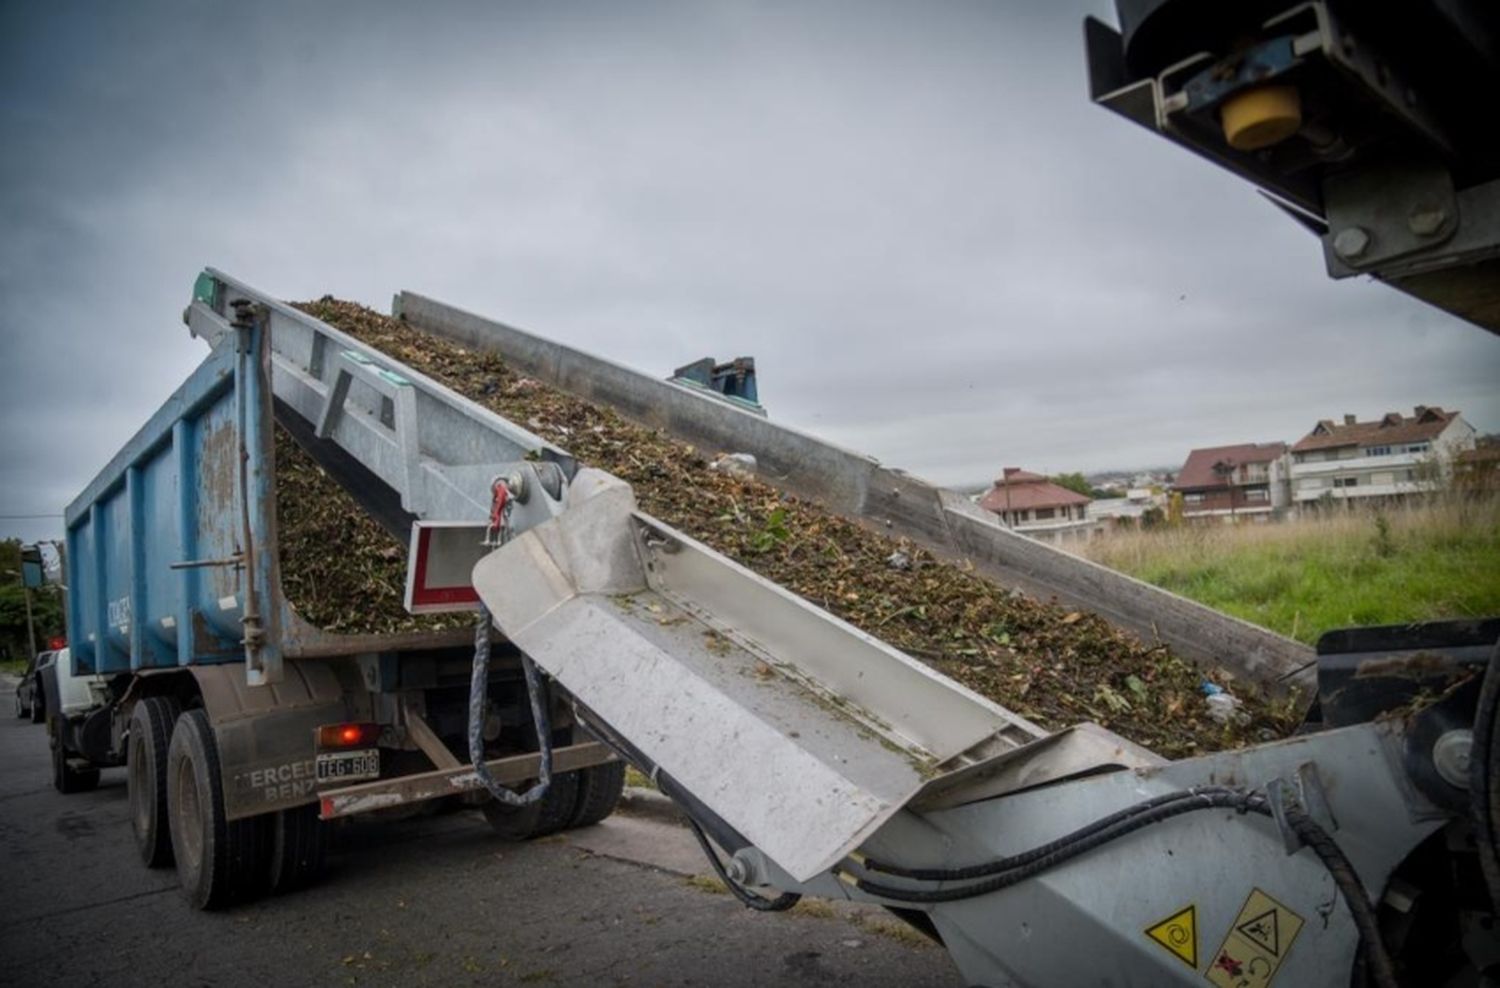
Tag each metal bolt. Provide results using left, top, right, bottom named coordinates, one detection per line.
left=1407, top=204, right=1447, bottom=237
left=230, top=297, right=256, bottom=330
left=503, top=470, right=530, bottom=504
left=726, top=849, right=764, bottom=886
left=1332, top=227, right=1370, bottom=260
left=725, top=856, right=750, bottom=885
left=1433, top=730, right=1472, bottom=788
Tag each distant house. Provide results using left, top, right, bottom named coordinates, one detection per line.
left=979, top=468, right=1098, bottom=543
left=1172, top=443, right=1290, bottom=521
left=1088, top=487, right=1164, bottom=525
left=1454, top=441, right=1500, bottom=492
left=1289, top=406, right=1476, bottom=504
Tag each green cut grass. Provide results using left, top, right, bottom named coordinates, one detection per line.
left=1081, top=495, right=1500, bottom=645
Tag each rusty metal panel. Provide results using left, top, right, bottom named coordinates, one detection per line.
left=191, top=662, right=350, bottom=819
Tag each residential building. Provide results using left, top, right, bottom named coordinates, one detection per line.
left=1172, top=442, right=1290, bottom=521
left=978, top=468, right=1099, bottom=544
left=1087, top=488, right=1165, bottom=525
left=1289, top=406, right=1476, bottom=504
left=1455, top=441, right=1500, bottom=493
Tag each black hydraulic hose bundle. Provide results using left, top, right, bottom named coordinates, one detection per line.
left=468, top=604, right=554, bottom=807
left=856, top=786, right=1257, bottom=882
left=850, top=787, right=1268, bottom=902
left=845, top=785, right=1399, bottom=988
left=1473, top=641, right=1500, bottom=912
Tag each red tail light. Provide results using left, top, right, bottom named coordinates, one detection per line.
left=317, top=722, right=381, bottom=749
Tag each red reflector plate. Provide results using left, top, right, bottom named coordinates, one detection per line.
left=405, top=522, right=489, bottom=614
left=315, top=749, right=380, bottom=785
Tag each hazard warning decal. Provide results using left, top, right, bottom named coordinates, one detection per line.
left=1205, top=888, right=1305, bottom=988
left=1145, top=904, right=1198, bottom=969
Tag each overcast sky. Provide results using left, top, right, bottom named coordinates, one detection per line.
left=3, top=0, right=1497, bottom=545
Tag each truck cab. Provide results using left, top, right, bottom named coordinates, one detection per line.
left=40, top=647, right=114, bottom=792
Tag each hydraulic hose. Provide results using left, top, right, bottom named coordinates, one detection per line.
left=849, top=788, right=1266, bottom=901
left=859, top=786, right=1251, bottom=881
left=1473, top=640, right=1500, bottom=910
left=468, top=604, right=553, bottom=807
left=844, top=786, right=1398, bottom=988
left=687, top=818, right=802, bottom=912
left=1279, top=802, right=1397, bottom=988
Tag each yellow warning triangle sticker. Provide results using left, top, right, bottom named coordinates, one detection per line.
left=1145, top=904, right=1198, bottom=969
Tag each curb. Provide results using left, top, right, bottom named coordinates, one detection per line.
left=615, top=786, right=686, bottom=827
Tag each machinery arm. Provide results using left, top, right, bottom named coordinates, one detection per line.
left=1085, top=0, right=1500, bottom=335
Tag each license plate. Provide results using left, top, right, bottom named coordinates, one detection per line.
left=316, top=749, right=380, bottom=784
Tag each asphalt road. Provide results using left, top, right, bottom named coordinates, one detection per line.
left=0, top=680, right=957, bottom=988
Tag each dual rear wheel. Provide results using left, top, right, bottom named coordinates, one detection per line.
left=482, top=759, right=626, bottom=840
left=127, top=703, right=626, bottom=907
left=49, top=711, right=99, bottom=794
left=127, top=702, right=328, bottom=910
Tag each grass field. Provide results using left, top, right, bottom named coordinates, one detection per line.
left=1080, top=495, right=1500, bottom=645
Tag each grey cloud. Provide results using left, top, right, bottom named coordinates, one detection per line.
left=2, top=0, right=1496, bottom=543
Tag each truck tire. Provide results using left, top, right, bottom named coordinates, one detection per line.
left=128, top=696, right=181, bottom=868
left=50, top=718, right=100, bottom=794
left=569, top=761, right=626, bottom=828
left=267, top=803, right=328, bottom=894
left=482, top=771, right=580, bottom=840
left=167, top=709, right=270, bottom=909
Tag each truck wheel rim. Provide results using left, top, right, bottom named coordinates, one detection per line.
left=175, top=757, right=204, bottom=870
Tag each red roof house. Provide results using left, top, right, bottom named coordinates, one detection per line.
left=979, top=468, right=1093, bottom=538
left=1172, top=442, right=1288, bottom=518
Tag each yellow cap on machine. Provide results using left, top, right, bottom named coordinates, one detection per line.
left=1220, top=85, right=1302, bottom=151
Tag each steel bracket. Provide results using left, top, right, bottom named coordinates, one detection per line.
left=1323, top=158, right=1459, bottom=272
left=1266, top=761, right=1339, bottom=855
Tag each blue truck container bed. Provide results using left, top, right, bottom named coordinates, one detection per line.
left=48, top=270, right=617, bottom=911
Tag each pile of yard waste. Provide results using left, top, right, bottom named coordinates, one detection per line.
left=275, top=298, right=1301, bottom=757
left=274, top=428, right=463, bottom=635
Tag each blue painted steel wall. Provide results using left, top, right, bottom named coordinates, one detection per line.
left=63, top=321, right=277, bottom=676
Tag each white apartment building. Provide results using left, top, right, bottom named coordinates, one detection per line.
left=1289, top=406, right=1476, bottom=504
left=1087, top=488, right=1164, bottom=524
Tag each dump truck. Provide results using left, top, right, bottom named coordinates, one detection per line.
left=52, top=0, right=1500, bottom=983
left=52, top=274, right=632, bottom=907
